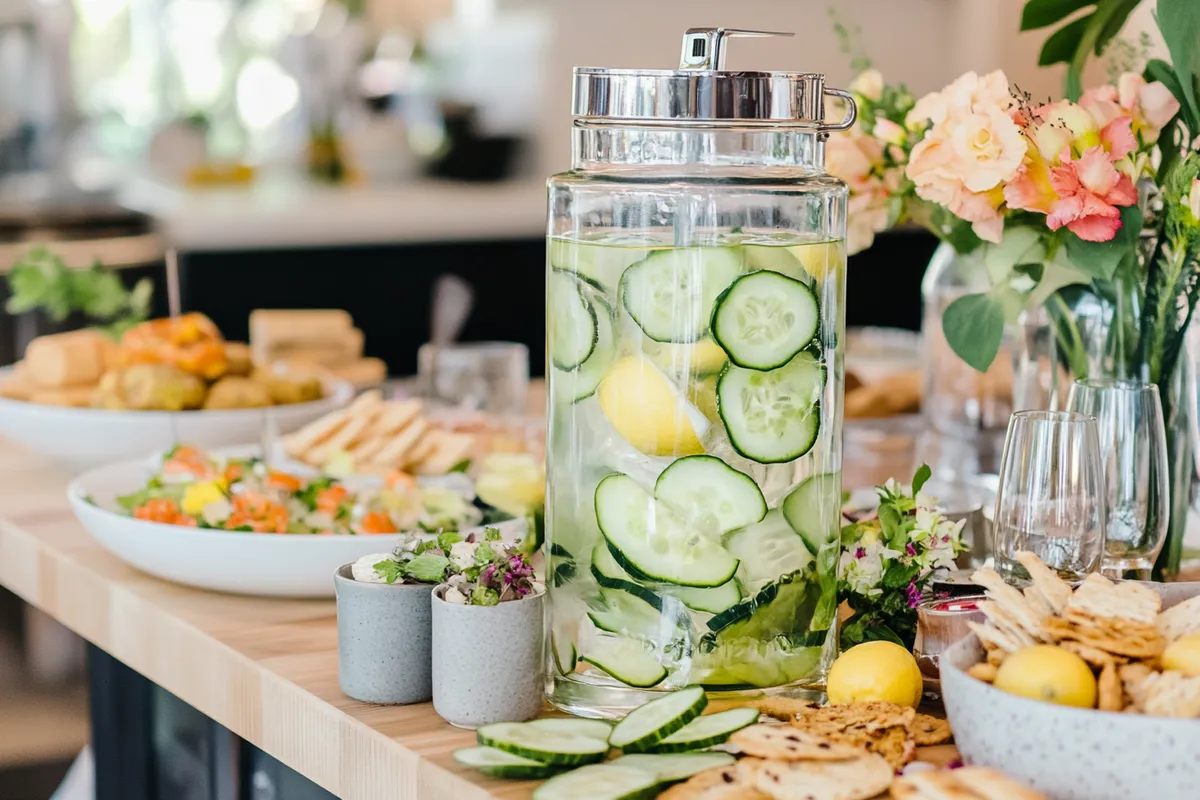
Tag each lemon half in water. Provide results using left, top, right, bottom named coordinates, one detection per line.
left=598, top=356, right=708, bottom=457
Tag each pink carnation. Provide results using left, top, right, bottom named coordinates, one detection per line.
left=1081, top=73, right=1181, bottom=144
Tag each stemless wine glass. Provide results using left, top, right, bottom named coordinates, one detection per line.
left=993, top=410, right=1106, bottom=585
left=1066, top=379, right=1169, bottom=578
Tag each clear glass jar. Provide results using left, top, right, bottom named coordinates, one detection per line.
left=543, top=28, right=854, bottom=716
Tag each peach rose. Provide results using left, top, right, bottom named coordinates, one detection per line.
left=907, top=70, right=1012, bottom=129
left=850, top=69, right=884, bottom=102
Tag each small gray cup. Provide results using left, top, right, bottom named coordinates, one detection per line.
left=335, top=564, right=433, bottom=704
left=431, top=587, right=545, bottom=728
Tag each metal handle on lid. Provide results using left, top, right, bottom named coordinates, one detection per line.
left=679, top=27, right=794, bottom=70
left=820, top=88, right=858, bottom=133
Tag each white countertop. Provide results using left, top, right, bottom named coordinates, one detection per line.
left=119, top=176, right=548, bottom=252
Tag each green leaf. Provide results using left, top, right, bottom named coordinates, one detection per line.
left=436, top=531, right=463, bottom=553
left=1158, top=0, right=1200, bottom=133
left=1039, top=13, right=1090, bottom=66
left=862, top=624, right=907, bottom=647
left=469, top=585, right=500, bottom=606
left=983, top=227, right=1046, bottom=284
left=1095, top=0, right=1139, bottom=55
left=1063, top=205, right=1144, bottom=281
left=374, top=559, right=404, bottom=584
left=1022, top=0, right=1094, bottom=30
left=448, top=459, right=472, bottom=474
left=878, top=504, right=904, bottom=550
left=942, top=292, right=1005, bottom=373
left=911, top=464, right=932, bottom=496
left=1026, top=252, right=1094, bottom=309
left=403, top=553, right=451, bottom=583
left=882, top=562, right=920, bottom=590
left=1066, top=1, right=1133, bottom=100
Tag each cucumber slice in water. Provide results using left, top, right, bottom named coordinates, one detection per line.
left=552, top=632, right=578, bottom=675
left=452, top=746, right=561, bottom=779
left=566, top=295, right=617, bottom=402
left=550, top=271, right=598, bottom=371
left=532, top=764, right=661, bottom=800
left=654, top=455, right=767, bottom=535
left=609, top=752, right=735, bottom=782
left=593, top=542, right=740, bottom=615
left=549, top=239, right=648, bottom=293
left=527, top=718, right=614, bottom=742
left=608, top=685, right=707, bottom=753
left=595, top=474, right=739, bottom=588
left=645, top=707, right=761, bottom=753
left=722, top=508, right=814, bottom=594
left=588, top=587, right=667, bottom=637
left=711, top=270, right=819, bottom=371
left=581, top=636, right=667, bottom=688
left=476, top=722, right=609, bottom=766
left=621, top=248, right=743, bottom=343
left=717, top=351, right=824, bottom=464
left=782, top=473, right=842, bottom=555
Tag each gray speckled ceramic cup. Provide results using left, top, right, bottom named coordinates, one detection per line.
left=431, top=587, right=545, bottom=729
left=335, top=564, right=433, bottom=704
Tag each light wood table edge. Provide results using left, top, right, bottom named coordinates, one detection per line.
left=0, top=512, right=523, bottom=800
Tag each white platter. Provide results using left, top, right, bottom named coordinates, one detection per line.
left=0, top=374, right=354, bottom=472
left=67, top=452, right=524, bottom=598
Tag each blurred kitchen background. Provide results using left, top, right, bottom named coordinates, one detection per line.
left=0, top=0, right=1158, bottom=796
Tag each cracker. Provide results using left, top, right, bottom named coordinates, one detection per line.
left=967, top=620, right=1019, bottom=655
left=757, top=697, right=818, bottom=721
left=659, top=759, right=769, bottom=800
left=730, top=726, right=862, bottom=761
left=1058, top=640, right=1125, bottom=668
left=754, top=754, right=893, bottom=800
left=1014, top=551, right=1072, bottom=615
left=368, top=418, right=428, bottom=469
left=789, top=702, right=915, bottom=737
left=971, top=568, right=1046, bottom=642
left=954, top=767, right=1049, bottom=800
left=1046, top=613, right=1164, bottom=659
left=1158, top=595, right=1200, bottom=644
left=966, top=662, right=999, bottom=683
left=1065, top=573, right=1160, bottom=626
left=414, top=431, right=474, bottom=474
left=1098, top=660, right=1124, bottom=712
left=284, top=407, right=351, bottom=457
left=910, top=713, right=953, bottom=746
left=854, top=724, right=914, bottom=771
left=1140, top=671, right=1200, bottom=718
left=890, top=770, right=979, bottom=800
left=978, top=600, right=1039, bottom=649
left=308, top=404, right=381, bottom=461
left=368, top=399, right=423, bottom=436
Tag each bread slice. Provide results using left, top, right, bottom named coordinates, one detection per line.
left=414, top=431, right=474, bottom=475
left=369, top=418, right=428, bottom=469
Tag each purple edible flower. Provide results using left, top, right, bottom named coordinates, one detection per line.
left=905, top=580, right=922, bottom=609
left=905, top=543, right=917, bottom=557
left=947, top=759, right=964, bottom=770
left=855, top=547, right=866, bottom=559
left=480, top=564, right=496, bottom=586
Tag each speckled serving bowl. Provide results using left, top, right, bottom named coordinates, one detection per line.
left=941, top=582, right=1200, bottom=800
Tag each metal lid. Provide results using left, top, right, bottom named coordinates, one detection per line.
left=573, top=28, right=856, bottom=132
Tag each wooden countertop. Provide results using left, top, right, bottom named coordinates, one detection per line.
left=0, top=439, right=957, bottom=799
left=0, top=445, right=530, bottom=800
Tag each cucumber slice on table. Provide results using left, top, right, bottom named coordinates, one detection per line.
left=452, top=746, right=561, bottom=779
left=654, top=455, right=767, bottom=535
left=595, top=473, right=739, bottom=588
left=609, top=752, right=735, bottom=782
left=566, top=295, right=617, bottom=402
left=645, top=707, right=761, bottom=753
left=587, top=587, right=667, bottom=637
left=581, top=636, right=668, bottom=688
left=549, top=239, right=648, bottom=294
left=717, top=351, right=824, bottom=464
left=476, top=722, right=609, bottom=766
left=608, top=685, right=707, bottom=753
left=549, top=272, right=598, bottom=371
left=711, top=270, right=819, bottom=371
left=531, top=764, right=661, bottom=800
left=593, top=543, right=741, bottom=615
left=526, top=717, right=614, bottom=742
left=621, top=248, right=743, bottom=343
left=782, top=473, right=842, bottom=555
left=722, top=508, right=814, bottom=594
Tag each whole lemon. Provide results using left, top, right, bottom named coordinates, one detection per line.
left=826, top=641, right=924, bottom=708
left=993, top=645, right=1097, bottom=708
left=1162, top=634, right=1200, bottom=677
left=598, top=356, right=706, bottom=457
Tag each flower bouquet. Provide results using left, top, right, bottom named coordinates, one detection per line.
left=839, top=466, right=967, bottom=650
left=827, top=0, right=1200, bottom=574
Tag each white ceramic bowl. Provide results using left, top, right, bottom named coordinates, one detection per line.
left=67, top=453, right=524, bottom=598
left=0, top=377, right=353, bottom=472
left=941, top=583, right=1200, bottom=800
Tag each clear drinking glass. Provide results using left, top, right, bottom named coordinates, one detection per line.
left=993, top=410, right=1106, bottom=585
left=1066, top=379, right=1169, bottom=577
left=544, top=28, right=855, bottom=716
left=416, top=342, right=530, bottom=415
